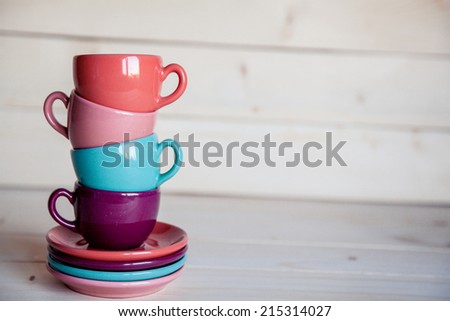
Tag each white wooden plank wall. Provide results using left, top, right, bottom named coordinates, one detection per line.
left=0, top=0, right=450, bottom=204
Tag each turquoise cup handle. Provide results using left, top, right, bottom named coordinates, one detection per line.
left=156, top=139, right=183, bottom=187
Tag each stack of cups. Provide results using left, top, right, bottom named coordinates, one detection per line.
left=42, top=54, right=188, bottom=298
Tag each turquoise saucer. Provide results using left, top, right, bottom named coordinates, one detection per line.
left=48, top=255, right=186, bottom=282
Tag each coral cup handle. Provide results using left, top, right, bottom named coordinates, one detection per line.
left=156, top=64, right=187, bottom=111
left=43, top=91, right=69, bottom=139
left=47, top=188, right=77, bottom=232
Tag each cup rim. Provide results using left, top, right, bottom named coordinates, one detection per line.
left=74, top=181, right=160, bottom=196
left=71, top=90, right=158, bottom=116
left=73, top=53, right=162, bottom=60
left=70, top=131, right=159, bottom=152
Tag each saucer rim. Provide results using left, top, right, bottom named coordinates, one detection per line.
left=46, top=221, right=188, bottom=262
left=47, top=245, right=188, bottom=271
left=47, top=255, right=186, bottom=282
left=47, top=264, right=185, bottom=298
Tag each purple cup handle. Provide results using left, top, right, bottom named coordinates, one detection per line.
left=43, top=91, right=69, bottom=139
left=47, top=188, right=77, bottom=232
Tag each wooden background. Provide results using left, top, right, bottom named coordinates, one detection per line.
left=0, top=0, right=450, bottom=204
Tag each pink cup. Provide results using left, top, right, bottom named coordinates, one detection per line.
left=73, top=54, right=187, bottom=112
left=43, top=90, right=156, bottom=149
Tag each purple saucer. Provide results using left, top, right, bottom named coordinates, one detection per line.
left=47, top=245, right=188, bottom=272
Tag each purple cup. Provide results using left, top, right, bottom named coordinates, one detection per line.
left=47, top=182, right=160, bottom=250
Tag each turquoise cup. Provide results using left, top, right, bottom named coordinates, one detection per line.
left=70, top=133, right=182, bottom=192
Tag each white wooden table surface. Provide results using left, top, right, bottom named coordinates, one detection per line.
left=0, top=186, right=449, bottom=301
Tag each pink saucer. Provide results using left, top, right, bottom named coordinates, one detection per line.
left=47, top=264, right=184, bottom=298
left=46, top=222, right=188, bottom=262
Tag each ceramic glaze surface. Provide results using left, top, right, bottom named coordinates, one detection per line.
left=47, top=183, right=160, bottom=250
left=47, top=245, right=188, bottom=271
left=43, top=90, right=157, bottom=149
left=46, top=222, right=188, bottom=261
left=70, top=133, right=182, bottom=192
left=73, top=54, right=187, bottom=112
left=48, top=255, right=186, bottom=281
left=47, top=264, right=185, bottom=298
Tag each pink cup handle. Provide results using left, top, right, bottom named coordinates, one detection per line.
left=43, top=91, right=69, bottom=139
left=156, top=63, right=187, bottom=111
left=47, top=188, right=77, bottom=232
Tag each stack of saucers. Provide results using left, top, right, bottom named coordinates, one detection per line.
left=42, top=54, right=188, bottom=298
left=45, top=222, right=188, bottom=298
